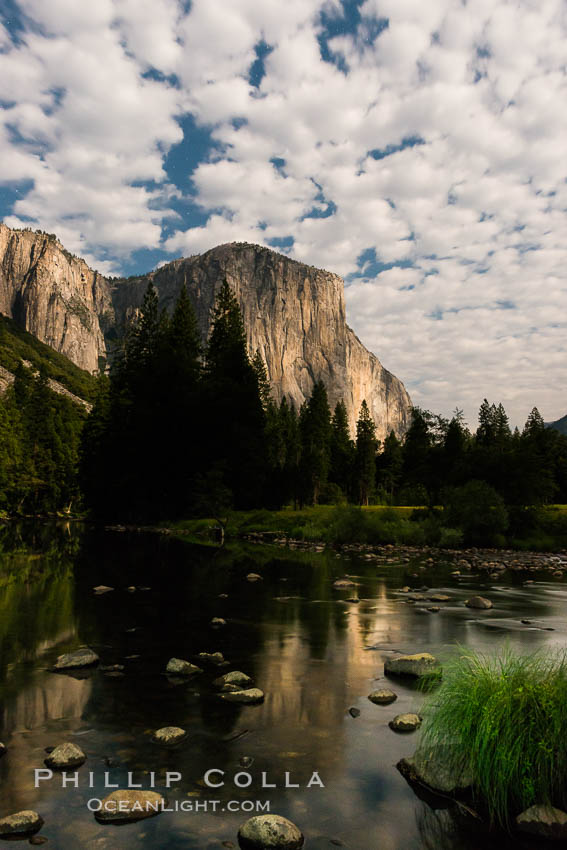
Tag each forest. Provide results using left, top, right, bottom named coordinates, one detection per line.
left=1, top=281, right=567, bottom=548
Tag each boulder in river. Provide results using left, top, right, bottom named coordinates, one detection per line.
left=213, top=671, right=253, bottom=689
left=211, top=617, right=227, bottom=626
left=94, top=790, right=165, bottom=823
left=333, top=579, right=355, bottom=589
left=246, top=573, right=263, bottom=582
left=389, top=713, right=422, bottom=732
left=384, top=653, right=441, bottom=678
left=165, top=658, right=203, bottom=677
left=238, top=814, right=304, bottom=849
left=0, top=742, right=6, bottom=758
left=428, top=594, right=450, bottom=602
left=516, top=805, right=567, bottom=840
left=219, top=688, right=265, bottom=704
left=465, top=596, right=493, bottom=609
left=45, top=742, right=86, bottom=769
left=0, top=810, right=44, bottom=838
left=53, top=647, right=99, bottom=670
left=153, top=726, right=186, bottom=745
left=368, top=689, right=397, bottom=705
left=93, top=585, right=114, bottom=594
left=397, top=746, right=473, bottom=795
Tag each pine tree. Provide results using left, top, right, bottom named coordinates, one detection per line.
left=377, top=430, right=403, bottom=501
left=298, top=381, right=331, bottom=505
left=329, top=401, right=354, bottom=498
left=355, top=400, right=377, bottom=505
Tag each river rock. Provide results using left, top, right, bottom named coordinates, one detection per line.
left=246, top=573, right=263, bottom=582
left=214, top=671, right=253, bottom=689
left=53, top=647, right=99, bottom=670
left=219, top=688, right=265, bottom=704
left=94, top=790, right=165, bottom=823
left=153, top=726, right=186, bottom=744
left=238, top=814, right=304, bottom=849
left=45, top=742, right=86, bottom=769
left=516, top=805, right=567, bottom=840
left=0, top=742, right=5, bottom=757
left=397, top=746, right=473, bottom=795
left=389, top=713, right=422, bottom=732
left=428, top=594, right=450, bottom=602
left=211, top=617, right=227, bottom=626
left=465, top=596, right=493, bottom=609
left=384, top=653, right=441, bottom=678
left=93, top=585, right=114, bottom=594
left=0, top=810, right=43, bottom=837
left=166, top=658, right=202, bottom=677
left=333, top=579, right=355, bottom=589
left=197, top=652, right=227, bottom=665
left=368, top=689, right=397, bottom=705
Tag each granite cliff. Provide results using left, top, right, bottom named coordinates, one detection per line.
left=0, top=223, right=412, bottom=439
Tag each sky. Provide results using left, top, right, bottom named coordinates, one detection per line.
left=0, top=0, right=566, bottom=428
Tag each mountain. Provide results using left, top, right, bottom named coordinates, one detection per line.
left=547, top=415, right=567, bottom=436
left=0, top=223, right=412, bottom=439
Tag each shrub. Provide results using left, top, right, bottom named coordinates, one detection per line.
left=418, top=648, right=567, bottom=828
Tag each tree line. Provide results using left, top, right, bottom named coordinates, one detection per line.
left=1, top=279, right=566, bottom=529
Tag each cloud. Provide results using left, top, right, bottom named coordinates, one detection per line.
left=1, top=0, right=566, bottom=425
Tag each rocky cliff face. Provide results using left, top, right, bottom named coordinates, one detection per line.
left=0, top=223, right=412, bottom=439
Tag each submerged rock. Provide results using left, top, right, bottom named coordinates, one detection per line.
left=93, top=585, right=114, bottom=594
left=368, top=689, right=397, bottom=705
left=45, top=742, right=86, bottom=769
left=53, top=648, right=99, bottom=670
left=333, top=579, right=355, bottom=589
left=246, top=573, right=263, bottom=582
left=516, top=805, right=567, bottom=840
left=0, top=810, right=43, bottom=837
left=94, top=790, right=165, bottom=823
left=197, top=651, right=227, bottom=665
left=465, top=596, right=493, bottom=609
left=219, top=688, right=265, bottom=704
left=348, top=707, right=361, bottom=718
left=214, top=671, right=253, bottom=690
left=389, top=713, right=422, bottom=732
left=397, top=747, right=473, bottom=795
left=428, top=594, right=450, bottom=602
left=384, top=653, right=441, bottom=678
left=211, top=617, right=227, bottom=626
left=238, top=814, right=304, bottom=849
left=166, top=658, right=202, bottom=677
left=153, top=726, right=186, bottom=745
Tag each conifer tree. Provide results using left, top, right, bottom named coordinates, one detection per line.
left=355, top=400, right=378, bottom=505
left=298, top=381, right=331, bottom=505
left=329, top=401, right=354, bottom=498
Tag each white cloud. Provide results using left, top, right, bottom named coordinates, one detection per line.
left=1, top=0, right=567, bottom=425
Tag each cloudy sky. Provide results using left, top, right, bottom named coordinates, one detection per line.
left=1, top=0, right=566, bottom=427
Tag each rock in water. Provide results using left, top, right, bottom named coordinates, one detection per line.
left=165, top=658, right=203, bottom=677
left=465, top=596, right=493, bottom=609
left=0, top=811, right=43, bottom=837
left=397, top=747, right=473, bottom=795
left=384, top=653, right=441, bottom=678
left=93, top=585, right=114, bottom=594
left=246, top=573, right=263, bottom=582
left=0, top=228, right=411, bottom=438
left=211, top=617, right=227, bottom=626
left=368, top=689, right=397, bottom=705
left=53, top=648, right=99, bottom=670
left=0, top=742, right=6, bottom=757
left=238, top=814, right=304, bottom=849
left=197, top=652, right=227, bottom=665
left=219, top=688, right=265, bottom=704
left=516, top=805, right=567, bottom=840
left=389, top=713, right=422, bottom=732
left=153, top=726, right=186, bottom=745
left=213, top=671, right=254, bottom=690
left=94, top=790, right=165, bottom=823
left=333, top=579, right=355, bottom=589
left=45, top=742, right=86, bottom=768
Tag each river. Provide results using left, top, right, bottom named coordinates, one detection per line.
left=0, top=523, right=564, bottom=849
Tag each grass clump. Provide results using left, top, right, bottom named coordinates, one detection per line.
left=418, top=647, right=567, bottom=828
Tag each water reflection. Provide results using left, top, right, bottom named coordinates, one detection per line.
left=0, top=524, right=564, bottom=848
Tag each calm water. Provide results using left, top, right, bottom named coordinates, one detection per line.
left=0, top=523, right=566, bottom=849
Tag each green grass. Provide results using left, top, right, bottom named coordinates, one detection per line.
left=0, top=314, right=98, bottom=401
left=418, top=647, right=567, bottom=828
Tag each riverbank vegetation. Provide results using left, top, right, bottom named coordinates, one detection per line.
left=418, top=648, right=567, bottom=828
